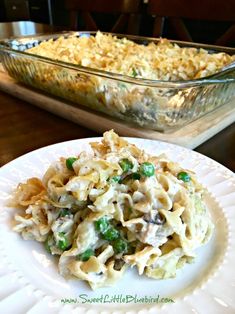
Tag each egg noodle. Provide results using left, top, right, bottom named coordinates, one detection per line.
left=27, top=31, right=234, bottom=81
left=11, top=131, right=214, bottom=289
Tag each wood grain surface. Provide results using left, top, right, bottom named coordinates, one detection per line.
left=0, top=91, right=97, bottom=166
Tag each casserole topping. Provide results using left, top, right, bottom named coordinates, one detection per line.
left=27, top=31, right=235, bottom=81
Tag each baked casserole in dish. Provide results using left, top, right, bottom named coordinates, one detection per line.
left=0, top=31, right=235, bottom=132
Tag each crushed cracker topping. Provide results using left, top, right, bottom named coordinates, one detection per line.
left=26, top=31, right=235, bottom=81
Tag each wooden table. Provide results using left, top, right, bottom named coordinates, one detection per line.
left=0, top=21, right=66, bottom=39
left=0, top=90, right=234, bottom=172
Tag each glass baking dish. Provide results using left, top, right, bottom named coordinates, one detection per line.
left=0, top=31, right=235, bottom=132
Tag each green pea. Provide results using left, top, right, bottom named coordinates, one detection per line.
left=118, top=82, right=127, bottom=90
left=132, top=68, right=138, bottom=77
left=95, top=216, right=109, bottom=234
left=102, top=227, right=119, bottom=241
left=177, top=171, right=191, bottom=182
left=132, top=172, right=141, bottom=180
left=139, top=162, right=155, bottom=177
left=110, top=175, right=122, bottom=183
left=77, top=248, right=94, bottom=261
left=119, top=159, right=133, bottom=172
left=66, top=157, right=77, bottom=170
left=59, top=208, right=71, bottom=217
left=113, top=238, right=128, bottom=254
left=58, top=232, right=70, bottom=251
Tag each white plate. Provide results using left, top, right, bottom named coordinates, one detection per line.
left=0, top=137, right=234, bottom=314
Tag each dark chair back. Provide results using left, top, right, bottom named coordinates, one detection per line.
left=65, top=0, right=141, bottom=35
left=147, top=0, right=235, bottom=46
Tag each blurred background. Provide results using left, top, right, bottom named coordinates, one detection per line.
left=0, top=0, right=234, bottom=46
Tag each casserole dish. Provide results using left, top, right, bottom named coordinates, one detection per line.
left=0, top=31, right=235, bottom=132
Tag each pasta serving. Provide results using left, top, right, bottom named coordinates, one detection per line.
left=11, top=131, right=214, bottom=289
